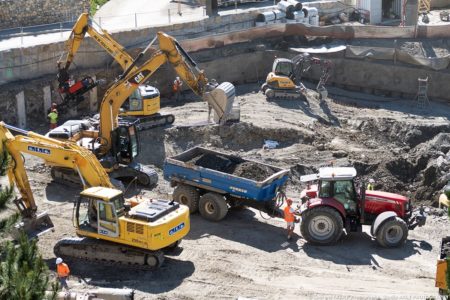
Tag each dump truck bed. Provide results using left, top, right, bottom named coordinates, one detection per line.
left=163, top=147, right=289, bottom=202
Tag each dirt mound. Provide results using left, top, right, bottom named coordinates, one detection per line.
left=188, top=153, right=276, bottom=181
left=166, top=122, right=313, bottom=152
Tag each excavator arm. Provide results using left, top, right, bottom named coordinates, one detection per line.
left=97, top=31, right=234, bottom=153
left=0, top=121, right=115, bottom=237
left=58, top=13, right=134, bottom=73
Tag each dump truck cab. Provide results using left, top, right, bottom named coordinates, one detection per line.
left=299, top=167, right=426, bottom=247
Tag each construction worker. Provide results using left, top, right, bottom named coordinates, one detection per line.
left=48, top=108, right=58, bottom=129
left=56, top=257, right=70, bottom=290
left=367, top=178, right=375, bottom=191
left=173, top=76, right=183, bottom=101
left=284, top=198, right=297, bottom=240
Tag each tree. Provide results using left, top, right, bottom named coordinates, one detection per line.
left=0, top=150, right=57, bottom=300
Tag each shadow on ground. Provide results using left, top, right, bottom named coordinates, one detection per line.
left=186, top=208, right=433, bottom=265
left=302, top=232, right=433, bottom=266
left=45, top=256, right=194, bottom=294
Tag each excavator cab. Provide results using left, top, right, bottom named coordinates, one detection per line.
left=75, top=187, right=125, bottom=237
left=111, top=124, right=139, bottom=164
left=273, top=58, right=295, bottom=79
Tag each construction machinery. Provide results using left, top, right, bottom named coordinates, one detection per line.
left=261, top=53, right=331, bottom=100
left=436, top=184, right=450, bottom=295
left=57, top=12, right=168, bottom=129
left=164, top=147, right=289, bottom=221
left=299, top=167, right=426, bottom=247
left=0, top=121, right=190, bottom=268
left=50, top=15, right=235, bottom=186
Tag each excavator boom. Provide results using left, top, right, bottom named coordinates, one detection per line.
left=0, top=121, right=115, bottom=237
left=98, top=32, right=234, bottom=152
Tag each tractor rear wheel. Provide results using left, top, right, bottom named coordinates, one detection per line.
left=375, top=217, right=408, bottom=248
left=300, top=206, right=343, bottom=245
left=199, top=192, right=228, bottom=222
left=173, top=184, right=200, bottom=213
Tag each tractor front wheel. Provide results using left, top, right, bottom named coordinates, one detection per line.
left=375, top=217, right=408, bottom=248
left=300, top=206, right=343, bottom=245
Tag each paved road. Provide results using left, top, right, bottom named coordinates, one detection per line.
left=0, top=0, right=273, bottom=51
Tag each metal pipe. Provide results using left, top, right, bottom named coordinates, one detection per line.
left=2, top=123, right=28, bottom=135
left=75, top=164, right=87, bottom=187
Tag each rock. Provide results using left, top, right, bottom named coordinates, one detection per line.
left=422, top=164, right=438, bottom=186
left=332, top=150, right=348, bottom=158
left=437, top=156, right=449, bottom=169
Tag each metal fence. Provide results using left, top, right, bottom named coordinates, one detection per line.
left=0, top=0, right=276, bottom=40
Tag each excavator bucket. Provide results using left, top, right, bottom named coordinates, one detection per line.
left=203, top=82, right=236, bottom=125
left=12, top=212, right=54, bottom=240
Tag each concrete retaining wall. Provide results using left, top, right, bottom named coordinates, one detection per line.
left=0, top=11, right=258, bottom=86
left=2, top=45, right=450, bottom=128
left=431, top=0, right=450, bottom=8
left=0, top=0, right=89, bottom=30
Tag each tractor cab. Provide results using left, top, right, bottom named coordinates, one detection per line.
left=301, top=167, right=359, bottom=212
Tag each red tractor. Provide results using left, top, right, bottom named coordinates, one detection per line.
left=299, top=167, right=426, bottom=247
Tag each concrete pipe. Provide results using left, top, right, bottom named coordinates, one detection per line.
left=302, top=7, right=319, bottom=26
left=292, top=10, right=305, bottom=20
left=255, top=11, right=277, bottom=23
left=286, top=0, right=303, bottom=11
left=277, top=1, right=295, bottom=14
left=272, top=9, right=286, bottom=21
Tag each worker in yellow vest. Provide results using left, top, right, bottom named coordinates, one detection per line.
left=48, top=108, right=58, bottom=129
left=367, top=178, right=375, bottom=191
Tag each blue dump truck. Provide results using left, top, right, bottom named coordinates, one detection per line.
left=163, top=147, right=289, bottom=221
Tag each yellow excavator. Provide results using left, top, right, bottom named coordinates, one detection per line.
left=261, top=53, right=331, bottom=100
left=56, top=13, right=171, bottom=128
left=436, top=184, right=450, bottom=295
left=50, top=14, right=235, bottom=186
left=0, top=121, right=190, bottom=268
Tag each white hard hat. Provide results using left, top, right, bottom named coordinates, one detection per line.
left=369, top=179, right=375, bottom=183
left=56, top=257, right=63, bottom=264
left=176, top=77, right=180, bottom=80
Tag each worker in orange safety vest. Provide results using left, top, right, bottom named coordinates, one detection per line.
left=56, top=257, right=70, bottom=290
left=172, top=77, right=183, bottom=101
left=284, top=198, right=298, bottom=240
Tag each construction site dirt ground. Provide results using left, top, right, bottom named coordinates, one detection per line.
left=4, top=82, right=450, bottom=299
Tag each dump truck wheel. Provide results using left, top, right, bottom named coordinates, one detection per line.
left=375, top=217, right=408, bottom=248
left=199, top=192, right=228, bottom=221
left=300, top=206, right=343, bottom=245
left=173, top=185, right=200, bottom=213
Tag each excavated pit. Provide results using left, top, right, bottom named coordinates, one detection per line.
left=135, top=96, right=450, bottom=204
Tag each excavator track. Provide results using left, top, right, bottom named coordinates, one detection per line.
left=50, top=167, right=125, bottom=190
left=50, top=167, right=82, bottom=187
left=135, top=114, right=175, bottom=131
left=54, top=237, right=165, bottom=270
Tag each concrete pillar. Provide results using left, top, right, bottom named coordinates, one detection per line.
left=89, top=75, right=98, bottom=113
left=405, top=0, right=418, bottom=26
left=43, top=85, right=51, bottom=117
left=15, top=91, right=26, bottom=128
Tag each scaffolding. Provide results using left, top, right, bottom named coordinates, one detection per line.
left=416, top=76, right=430, bottom=109
left=418, top=0, right=431, bottom=14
